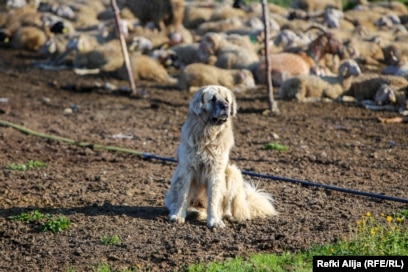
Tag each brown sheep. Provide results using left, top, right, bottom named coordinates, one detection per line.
left=11, top=25, right=47, bottom=51
left=178, top=63, right=256, bottom=93
left=255, top=53, right=314, bottom=86
left=257, top=26, right=345, bottom=85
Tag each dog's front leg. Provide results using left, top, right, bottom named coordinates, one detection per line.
left=165, top=166, right=192, bottom=224
left=207, top=172, right=226, bottom=229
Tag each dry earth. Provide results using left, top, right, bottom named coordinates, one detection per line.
left=0, top=48, right=407, bottom=271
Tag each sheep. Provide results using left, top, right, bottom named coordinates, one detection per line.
left=279, top=59, right=361, bottom=102
left=197, top=32, right=259, bottom=71
left=70, top=1, right=106, bottom=29
left=343, top=73, right=408, bottom=102
left=343, top=37, right=384, bottom=68
left=257, top=25, right=345, bottom=85
left=255, top=53, right=314, bottom=86
left=57, top=34, right=124, bottom=74
left=117, top=54, right=177, bottom=84
left=183, top=3, right=213, bottom=29
left=168, top=43, right=202, bottom=68
left=196, top=17, right=244, bottom=36
left=177, top=63, right=256, bottom=93
left=125, top=0, right=184, bottom=33
left=37, top=2, right=75, bottom=20
left=10, top=25, right=47, bottom=51
left=209, top=3, right=249, bottom=21
left=31, top=37, right=69, bottom=70
left=291, top=0, right=342, bottom=12
left=361, top=84, right=407, bottom=113
left=273, top=29, right=311, bottom=50
left=0, top=5, right=50, bottom=50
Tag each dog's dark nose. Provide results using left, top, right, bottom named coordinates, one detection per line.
left=217, top=101, right=229, bottom=110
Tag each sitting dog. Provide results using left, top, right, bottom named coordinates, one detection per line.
left=164, top=85, right=278, bottom=228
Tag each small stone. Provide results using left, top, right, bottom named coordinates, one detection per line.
left=63, top=108, right=73, bottom=114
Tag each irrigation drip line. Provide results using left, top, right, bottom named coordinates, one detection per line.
left=142, top=153, right=408, bottom=204
left=1, top=119, right=408, bottom=204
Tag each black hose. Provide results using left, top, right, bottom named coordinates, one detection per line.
left=142, top=153, right=408, bottom=204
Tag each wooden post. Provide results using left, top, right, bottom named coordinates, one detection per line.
left=261, top=0, right=279, bottom=114
left=111, top=0, right=139, bottom=97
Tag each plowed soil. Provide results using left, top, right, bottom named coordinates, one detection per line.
left=0, top=48, right=407, bottom=271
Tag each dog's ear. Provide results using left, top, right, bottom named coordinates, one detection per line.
left=189, top=87, right=205, bottom=116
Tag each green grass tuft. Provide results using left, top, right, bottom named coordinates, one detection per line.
left=43, top=216, right=71, bottom=233
left=263, top=142, right=288, bottom=151
left=8, top=210, right=70, bottom=233
left=101, top=234, right=121, bottom=246
left=8, top=210, right=50, bottom=223
left=5, top=160, right=46, bottom=171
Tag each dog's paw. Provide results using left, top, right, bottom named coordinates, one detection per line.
left=223, top=213, right=233, bottom=222
left=207, top=218, right=225, bottom=229
left=169, top=215, right=185, bottom=224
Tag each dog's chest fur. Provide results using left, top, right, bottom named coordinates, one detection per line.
left=179, top=117, right=234, bottom=183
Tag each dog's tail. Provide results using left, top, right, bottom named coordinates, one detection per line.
left=226, top=164, right=278, bottom=221
left=243, top=181, right=278, bottom=218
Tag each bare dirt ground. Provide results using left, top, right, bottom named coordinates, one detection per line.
left=0, top=48, right=407, bottom=271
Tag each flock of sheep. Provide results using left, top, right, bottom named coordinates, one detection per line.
left=1, top=0, right=408, bottom=116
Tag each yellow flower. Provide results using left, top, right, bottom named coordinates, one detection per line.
left=380, top=213, right=385, bottom=217
left=370, top=229, right=376, bottom=235
left=396, top=217, right=402, bottom=223
left=330, top=248, right=335, bottom=253
left=386, top=216, right=393, bottom=222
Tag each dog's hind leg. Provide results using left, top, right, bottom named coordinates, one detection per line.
left=225, top=164, right=252, bottom=221
left=165, top=166, right=193, bottom=224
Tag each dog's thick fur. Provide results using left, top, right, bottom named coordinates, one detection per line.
left=164, top=85, right=277, bottom=228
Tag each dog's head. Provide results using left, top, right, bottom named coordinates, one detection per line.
left=189, top=85, right=237, bottom=125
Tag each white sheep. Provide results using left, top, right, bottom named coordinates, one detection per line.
left=177, top=63, right=256, bottom=93
left=279, top=59, right=361, bottom=102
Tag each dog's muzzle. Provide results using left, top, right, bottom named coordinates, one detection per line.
left=211, top=100, right=230, bottom=124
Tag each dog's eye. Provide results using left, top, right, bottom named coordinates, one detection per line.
left=211, top=96, right=216, bottom=103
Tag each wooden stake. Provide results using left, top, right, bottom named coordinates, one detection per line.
left=261, top=0, right=279, bottom=114
left=111, top=0, right=139, bottom=97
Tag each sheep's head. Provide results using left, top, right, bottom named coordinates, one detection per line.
left=382, top=45, right=400, bottom=66
left=198, top=32, right=224, bottom=63
left=375, top=84, right=396, bottom=105
left=339, top=59, right=361, bottom=78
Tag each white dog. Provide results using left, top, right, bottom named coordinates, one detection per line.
left=164, top=85, right=278, bottom=228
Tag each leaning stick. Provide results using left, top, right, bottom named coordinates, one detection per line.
left=0, top=120, right=144, bottom=157
left=261, top=0, right=279, bottom=114
left=111, top=0, right=138, bottom=97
